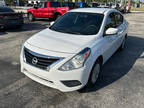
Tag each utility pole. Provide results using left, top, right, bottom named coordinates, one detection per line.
left=128, top=0, right=131, bottom=11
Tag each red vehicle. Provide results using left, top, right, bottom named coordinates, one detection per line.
left=27, top=1, right=69, bottom=21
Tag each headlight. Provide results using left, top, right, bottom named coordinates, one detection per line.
left=58, top=48, right=91, bottom=71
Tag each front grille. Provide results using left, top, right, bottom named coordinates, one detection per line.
left=24, top=48, right=59, bottom=70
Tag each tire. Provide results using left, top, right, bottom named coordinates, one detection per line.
left=79, top=59, right=102, bottom=93
left=87, top=59, right=102, bottom=87
left=28, top=13, right=35, bottom=21
left=0, top=25, right=5, bottom=29
left=119, top=37, right=126, bottom=51
left=54, top=14, right=61, bottom=21
left=16, top=25, right=23, bottom=29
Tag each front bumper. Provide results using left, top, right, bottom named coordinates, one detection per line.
left=20, top=60, right=87, bottom=92
left=20, top=43, right=93, bottom=92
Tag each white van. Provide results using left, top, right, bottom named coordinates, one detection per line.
left=0, top=0, right=5, bottom=7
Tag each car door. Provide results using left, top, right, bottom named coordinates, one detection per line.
left=37, top=2, right=48, bottom=18
left=102, top=12, right=119, bottom=62
left=115, top=12, right=125, bottom=47
left=48, top=2, right=60, bottom=18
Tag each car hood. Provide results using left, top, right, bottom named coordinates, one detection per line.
left=27, top=8, right=36, bottom=12
left=26, top=28, right=95, bottom=54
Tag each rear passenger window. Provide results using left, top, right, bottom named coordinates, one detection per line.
left=50, top=2, right=61, bottom=7
left=115, top=13, right=123, bottom=26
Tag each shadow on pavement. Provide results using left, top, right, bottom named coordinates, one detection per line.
left=0, top=31, right=8, bottom=35
left=80, top=35, right=144, bottom=93
left=7, top=23, right=49, bottom=32
left=0, top=22, right=49, bottom=34
left=35, top=18, right=53, bottom=22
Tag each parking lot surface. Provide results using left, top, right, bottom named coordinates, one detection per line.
left=0, top=13, right=144, bottom=108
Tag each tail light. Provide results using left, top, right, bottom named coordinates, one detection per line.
left=61, top=10, right=66, bottom=13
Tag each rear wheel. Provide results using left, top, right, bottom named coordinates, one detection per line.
left=0, top=25, right=5, bottom=29
left=119, top=36, right=126, bottom=51
left=28, top=13, right=35, bottom=21
left=54, top=14, right=61, bottom=21
left=16, top=25, right=23, bottom=29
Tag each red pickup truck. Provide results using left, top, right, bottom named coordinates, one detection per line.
left=27, top=1, right=69, bottom=21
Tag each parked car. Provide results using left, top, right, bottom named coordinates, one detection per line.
left=0, top=7, right=24, bottom=29
left=27, top=1, right=69, bottom=21
left=0, top=0, right=5, bottom=7
left=98, top=3, right=109, bottom=8
left=75, top=2, right=89, bottom=8
left=20, top=8, right=128, bottom=92
left=90, top=2, right=99, bottom=7
left=61, top=2, right=75, bottom=9
left=26, top=3, right=34, bottom=7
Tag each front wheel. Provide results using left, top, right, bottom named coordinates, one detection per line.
left=79, top=59, right=102, bottom=92
left=88, top=59, right=102, bottom=87
left=28, top=13, right=35, bottom=21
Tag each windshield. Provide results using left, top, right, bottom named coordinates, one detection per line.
left=49, top=12, right=104, bottom=35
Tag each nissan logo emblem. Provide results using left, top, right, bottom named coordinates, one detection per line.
left=32, top=57, right=38, bottom=65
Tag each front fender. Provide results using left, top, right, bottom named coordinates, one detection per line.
left=27, top=9, right=35, bottom=17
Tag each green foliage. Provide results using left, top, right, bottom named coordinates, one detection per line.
left=5, top=0, right=27, bottom=5
left=5, top=0, right=14, bottom=5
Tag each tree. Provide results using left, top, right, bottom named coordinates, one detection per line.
left=5, top=0, right=14, bottom=5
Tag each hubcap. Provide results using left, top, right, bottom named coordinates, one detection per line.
left=29, top=14, right=32, bottom=21
left=91, top=64, right=100, bottom=84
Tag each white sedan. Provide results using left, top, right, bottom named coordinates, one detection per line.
left=20, top=8, right=128, bottom=92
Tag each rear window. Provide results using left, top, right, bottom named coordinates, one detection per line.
left=0, top=7, right=14, bottom=12
left=50, top=2, right=61, bottom=7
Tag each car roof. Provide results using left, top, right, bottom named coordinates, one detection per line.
left=70, top=8, right=114, bottom=14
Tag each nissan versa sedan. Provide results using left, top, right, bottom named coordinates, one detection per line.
left=20, top=8, right=128, bottom=92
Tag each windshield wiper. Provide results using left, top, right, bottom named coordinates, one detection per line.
left=65, top=30, right=82, bottom=35
left=55, top=29, right=81, bottom=35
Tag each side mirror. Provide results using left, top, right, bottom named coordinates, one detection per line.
left=50, top=21, right=54, bottom=26
left=105, top=28, right=118, bottom=35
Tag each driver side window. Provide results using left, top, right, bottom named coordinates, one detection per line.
left=38, top=2, right=47, bottom=8
left=105, top=13, right=116, bottom=31
left=104, top=12, right=116, bottom=35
